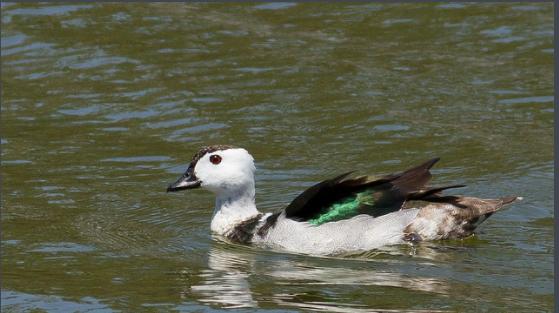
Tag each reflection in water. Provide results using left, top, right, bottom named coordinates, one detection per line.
left=267, top=264, right=449, bottom=295
left=270, top=297, right=448, bottom=313
left=186, top=244, right=257, bottom=308
left=185, top=244, right=450, bottom=312
left=267, top=263, right=450, bottom=312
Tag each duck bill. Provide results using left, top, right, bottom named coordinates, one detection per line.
left=167, top=166, right=201, bottom=192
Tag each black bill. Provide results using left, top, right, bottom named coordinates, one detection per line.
left=167, top=165, right=201, bottom=192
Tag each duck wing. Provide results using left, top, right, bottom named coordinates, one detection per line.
left=284, top=158, right=464, bottom=225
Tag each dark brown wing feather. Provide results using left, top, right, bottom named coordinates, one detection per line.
left=284, top=158, right=462, bottom=221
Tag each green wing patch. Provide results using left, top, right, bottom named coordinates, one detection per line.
left=308, top=190, right=376, bottom=225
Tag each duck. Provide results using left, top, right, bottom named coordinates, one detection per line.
left=167, top=145, right=521, bottom=256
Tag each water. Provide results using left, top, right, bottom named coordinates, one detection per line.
left=1, top=3, right=553, bottom=312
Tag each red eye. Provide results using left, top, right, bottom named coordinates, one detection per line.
left=209, top=155, right=222, bottom=165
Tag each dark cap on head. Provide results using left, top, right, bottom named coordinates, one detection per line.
left=166, top=145, right=236, bottom=192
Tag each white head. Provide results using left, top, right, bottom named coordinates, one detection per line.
left=167, top=145, right=259, bottom=234
left=167, top=145, right=256, bottom=195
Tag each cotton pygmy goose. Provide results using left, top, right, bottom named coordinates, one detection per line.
left=167, top=145, right=521, bottom=255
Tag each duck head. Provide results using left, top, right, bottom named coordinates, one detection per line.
left=167, top=145, right=256, bottom=195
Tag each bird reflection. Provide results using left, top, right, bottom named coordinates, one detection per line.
left=185, top=241, right=452, bottom=312
left=187, top=242, right=257, bottom=308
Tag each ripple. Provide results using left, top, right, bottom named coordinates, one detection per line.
left=61, top=18, right=88, bottom=28
left=271, top=296, right=448, bottom=313
left=480, top=26, right=512, bottom=37
left=1, top=290, right=110, bottom=312
left=267, top=262, right=449, bottom=294
left=119, top=87, right=162, bottom=100
left=235, top=67, right=274, bottom=74
left=498, top=96, right=553, bottom=105
left=105, top=109, right=159, bottom=122
left=436, top=3, right=466, bottom=9
left=2, top=160, right=32, bottom=165
left=511, top=5, right=542, bottom=11
left=101, top=127, right=129, bottom=132
left=4, top=5, right=94, bottom=16
left=191, top=97, right=223, bottom=104
left=489, top=89, right=524, bottom=95
left=66, top=93, right=103, bottom=100
left=100, top=156, right=172, bottom=163
left=1, top=42, right=54, bottom=57
left=57, top=52, right=139, bottom=70
left=372, top=124, right=410, bottom=132
left=59, top=105, right=101, bottom=116
left=35, top=185, right=62, bottom=191
left=145, top=118, right=196, bottom=129
left=492, top=36, right=524, bottom=43
left=253, top=2, right=297, bottom=10
left=47, top=199, right=75, bottom=205
left=2, top=240, right=22, bottom=246
left=1, top=33, right=27, bottom=48
left=383, top=19, right=416, bottom=27
left=31, top=242, right=96, bottom=253
left=169, top=123, right=229, bottom=139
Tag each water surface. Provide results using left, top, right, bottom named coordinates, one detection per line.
left=1, top=3, right=553, bottom=312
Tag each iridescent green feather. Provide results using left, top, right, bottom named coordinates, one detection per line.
left=308, top=190, right=376, bottom=225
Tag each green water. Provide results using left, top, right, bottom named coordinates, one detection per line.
left=1, top=3, right=553, bottom=312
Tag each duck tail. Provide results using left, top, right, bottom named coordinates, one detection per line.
left=403, top=195, right=522, bottom=242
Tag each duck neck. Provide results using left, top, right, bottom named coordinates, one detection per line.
left=211, top=184, right=260, bottom=235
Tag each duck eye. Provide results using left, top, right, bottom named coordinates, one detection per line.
left=209, top=154, right=222, bottom=165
